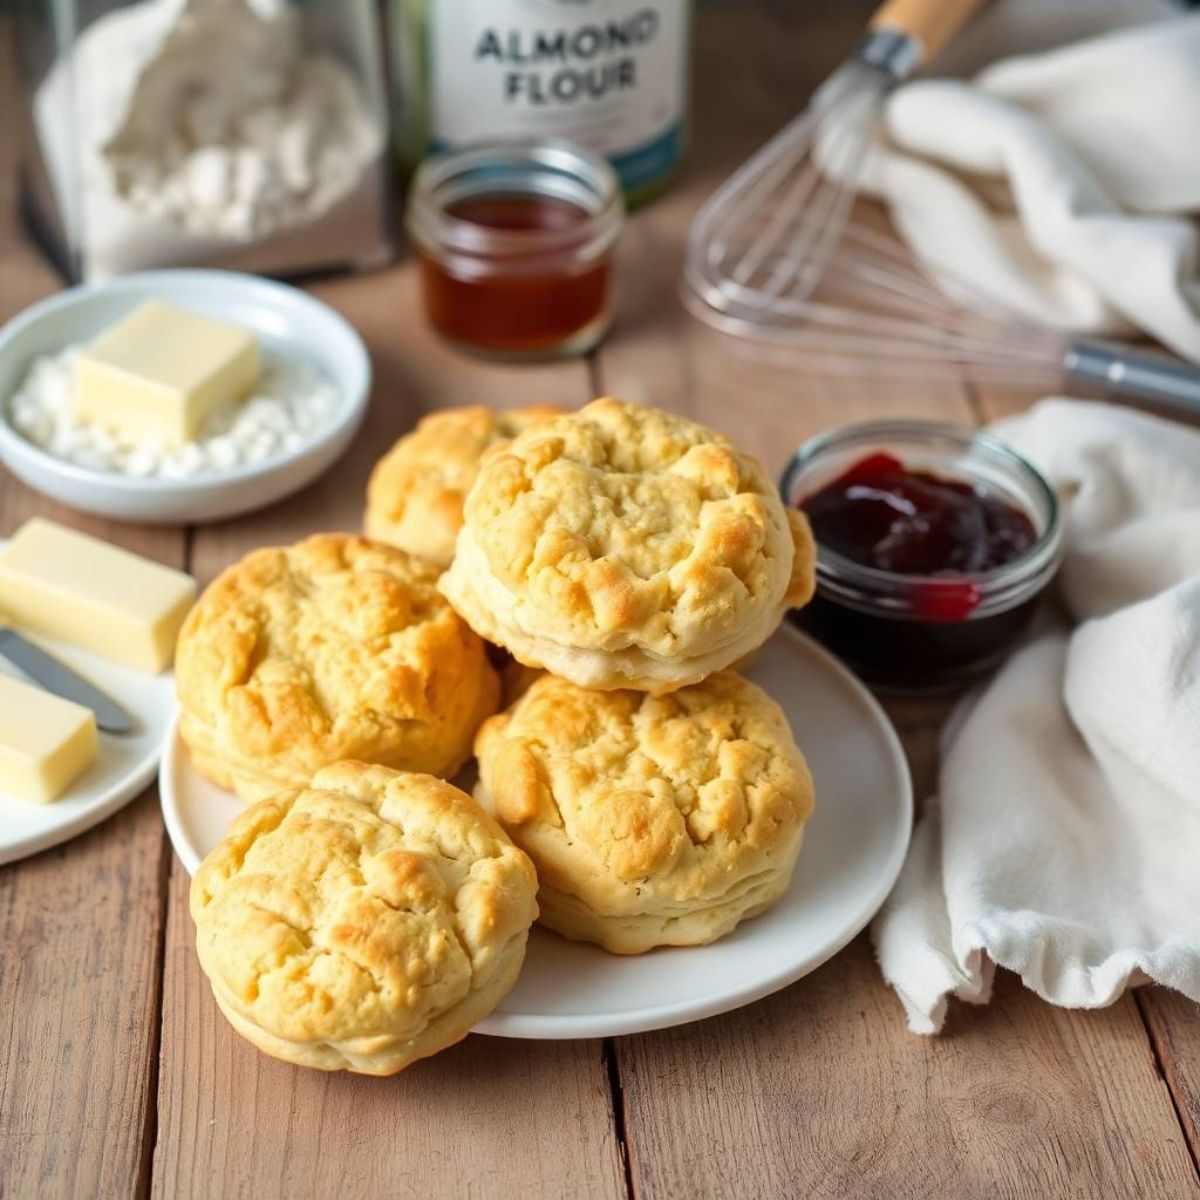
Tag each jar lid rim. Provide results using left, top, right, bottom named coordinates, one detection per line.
left=406, top=138, right=625, bottom=261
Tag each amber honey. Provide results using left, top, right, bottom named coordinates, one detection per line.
left=407, top=141, right=624, bottom=360
left=417, top=195, right=612, bottom=356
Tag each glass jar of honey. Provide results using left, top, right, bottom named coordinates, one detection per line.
left=407, top=140, right=624, bottom=360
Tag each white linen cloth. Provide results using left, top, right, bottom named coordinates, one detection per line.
left=872, top=399, right=1200, bottom=1033
left=854, top=11, right=1200, bottom=361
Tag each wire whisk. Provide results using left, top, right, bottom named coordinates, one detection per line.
left=687, top=0, right=985, bottom=319
left=685, top=217, right=1200, bottom=413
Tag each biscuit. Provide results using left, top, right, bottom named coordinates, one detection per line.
left=365, top=405, right=568, bottom=567
left=177, top=534, right=499, bottom=803
left=190, top=762, right=539, bottom=1073
left=440, top=399, right=816, bottom=693
left=474, top=671, right=815, bottom=954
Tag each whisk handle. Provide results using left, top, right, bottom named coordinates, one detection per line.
left=1064, top=340, right=1200, bottom=415
left=868, top=0, right=987, bottom=67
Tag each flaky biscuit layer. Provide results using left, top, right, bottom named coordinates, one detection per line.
left=441, top=399, right=815, bottom=693
left=365, top=405, right=568, bottom=567
left=190, top=762, right=538, bottom=1073
left=474, top=671, right=815, bottom=954
left=177, top=533, right=499, bottom=803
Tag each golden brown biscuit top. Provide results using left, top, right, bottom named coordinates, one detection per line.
left=457, top=398, right=814, bottom=656
left=475, top=671, right=814, bottom=899
left=176, top=533, right=492, bottom=769
left=190, top=763, right=538, bottom=1045
left=365, top=405, right=568, bottom=565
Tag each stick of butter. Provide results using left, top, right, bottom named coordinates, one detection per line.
left=0, top=675, right=97, bottom=804
left=74, top=300, right=260, bottom=445
left=0, top=519, right=196, bottom=673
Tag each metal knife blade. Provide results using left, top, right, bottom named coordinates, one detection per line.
left=0, top=627, right=135, bottom=735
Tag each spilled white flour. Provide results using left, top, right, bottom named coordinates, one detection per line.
left=8, top=347, right=340, bottom=479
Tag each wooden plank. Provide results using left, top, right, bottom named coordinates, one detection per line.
left=152, top=260, right=625, bottom=1197
left=1138, top=990, right=1200, bottom=1170
left=0, top=792, right=170, bottom=1200
left=154, top=861, right=626, bottom=1200
left=616, top=940, right=1199, bottom=1200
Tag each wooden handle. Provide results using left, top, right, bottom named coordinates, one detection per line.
left=869, top=0, right=986, bottom=65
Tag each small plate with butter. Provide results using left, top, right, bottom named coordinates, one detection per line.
left=0, top=520, right=193, bottom=865
left=0, top=270, right=369, bottom=523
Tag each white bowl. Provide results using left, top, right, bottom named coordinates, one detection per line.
left=0, top=270, right=370, bottom=524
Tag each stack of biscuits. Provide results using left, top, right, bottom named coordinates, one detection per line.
left=179, top=398, right=817, bottom=1074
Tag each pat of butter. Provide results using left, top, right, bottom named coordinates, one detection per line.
left=0, top=519, right=196, bottom=674
left=0, top=675, right=97, bottom=804
left=74, top=301, right=260, bottom=445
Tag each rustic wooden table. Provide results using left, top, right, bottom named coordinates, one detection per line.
left=2, top=4, right=1198, bottom=1197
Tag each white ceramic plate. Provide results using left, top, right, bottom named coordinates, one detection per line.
left=0, top=270, right=369, bottom=524
left=0, top=622, right=174, bottom=866
left=160, top=626, right=912, bottom=1039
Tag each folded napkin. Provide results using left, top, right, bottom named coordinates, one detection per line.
left=854, top=12, right=1200, bottom=360
left=872, top=399, right=1200, bottom=1033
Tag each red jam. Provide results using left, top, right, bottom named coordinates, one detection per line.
left=803, top=453, right=1037, bottom=575
left=793, top=452, right=1045, bottom=692
left=416, top=193, right=611, bottom=357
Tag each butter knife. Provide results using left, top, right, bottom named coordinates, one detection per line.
left=0, top=627, right=135, bottom=735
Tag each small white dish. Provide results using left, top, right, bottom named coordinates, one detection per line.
left=0, top=270, right=370, bottom=524
left=0, top=549, right=174, bottom=866
left=160, top=626, right=913, bottom=1039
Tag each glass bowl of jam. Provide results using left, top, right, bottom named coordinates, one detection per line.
left=407, top=139, right=624, bottom=360
left=781, top=420, right=1063, bottom=694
